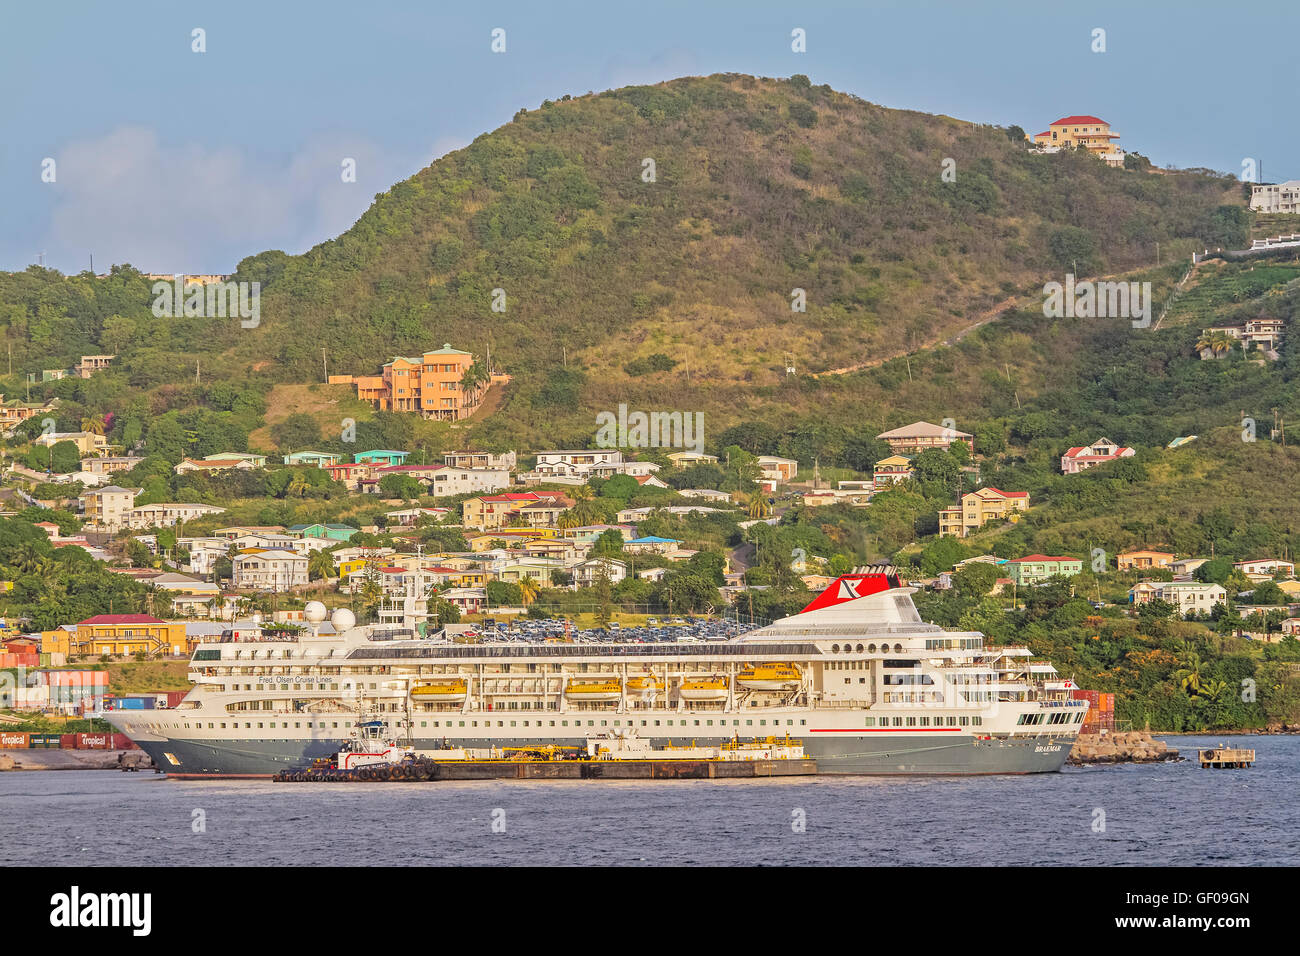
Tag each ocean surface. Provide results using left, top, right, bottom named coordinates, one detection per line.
left=2, top=734, right=1294, bottom=866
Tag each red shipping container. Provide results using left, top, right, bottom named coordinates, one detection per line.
left=111, top=734, right=138, bottom=750
left=75, top=733, right=112, bottom=750
left=0, top=732, right=29, bottom=749
left=60, top=733, right=77, bottom=749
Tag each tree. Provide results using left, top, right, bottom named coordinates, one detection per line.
left=952, top=562, right=998, bottom=599
left=378, top=473, right=422, bottom=500
left=1195, top=557, right=1233, bottom=585
left=308, top=549, right=336, bottom=581
left=518, top=577, right=540, bottom=606
left=913, top=448, right=960, bottom=487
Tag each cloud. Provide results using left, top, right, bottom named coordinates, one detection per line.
left=41, top=126, right=424, bottom=273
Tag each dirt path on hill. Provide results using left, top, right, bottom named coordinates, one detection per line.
left=812, top=295, right=1020, bottom=379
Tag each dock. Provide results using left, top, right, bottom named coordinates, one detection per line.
left=1198, top=746, right=1255, bottom=769
left=275, top=757, right=817, bottom=782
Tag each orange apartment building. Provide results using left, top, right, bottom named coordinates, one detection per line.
left=338, top=344, right=486, bottom=421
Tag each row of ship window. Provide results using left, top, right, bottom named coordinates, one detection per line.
left=831, top=644, right=904, bottom=654
left=163, top=715, right=985, bottom=731
left=1017, top=712, right=1083, bottom=725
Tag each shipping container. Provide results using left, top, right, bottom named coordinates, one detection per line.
left=59, top=733, right=77, bottom=749
left=0, top=732, right=29, bottom=748
left=28, top=733, right=61, bottom=748
left=74, top=733, right=113, bottom=750
left=111, top=733, right=138, bottom=750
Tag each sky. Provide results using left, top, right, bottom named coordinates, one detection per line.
left=2, top=0, right=1296, bottom=275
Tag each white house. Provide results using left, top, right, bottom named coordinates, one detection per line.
left=232, top=548, right=308, bottom=591
left=520, top=450, right=624, bottom=484
left=1234, top=558, right=1296, bottom=581
left=124, top=502, right=226, bottom=530
left=571, top=558, right=628, bottom=587
left=1154, top=581, right=1228, bottom=617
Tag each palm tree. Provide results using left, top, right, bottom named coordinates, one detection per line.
left=518, top=577, right=540, bottom=606
left=80, top=415, right=105, bottom=436
left=1175, top=652, right=1205, bottom=696
left=308, top=549, right=336, bottom=582
left=747, top=495, right=771, bottom=519
left=1194, top=330, right=1236, bottom=358
left=287, top=473, right=310, bottom=498
left=555, top=509, right=581, bottom=529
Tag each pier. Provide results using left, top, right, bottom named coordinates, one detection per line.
left=1198, top=746, right=1254, bottom=769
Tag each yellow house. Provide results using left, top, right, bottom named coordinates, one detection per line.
left=41, top=629, right=73, bottom=657
left=938, top=488, right=1030, bottom=538
left=71, top=614, right=188, bottom=657
left=335, top=557, right=370, bottom=580
left=1029, top=115, right=1124, bottom=166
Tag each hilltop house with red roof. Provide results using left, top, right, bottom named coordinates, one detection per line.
left=1028, top=115, right=1125, bottom=167
left=938, top=487, right=1030, bottom=538
left=1060, top=437, right=1135, bottom=474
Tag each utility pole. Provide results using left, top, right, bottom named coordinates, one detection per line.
left=322, top=348, right=328, bottom=382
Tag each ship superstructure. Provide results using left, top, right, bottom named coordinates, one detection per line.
left=108, top=570, right=1087, bottom=775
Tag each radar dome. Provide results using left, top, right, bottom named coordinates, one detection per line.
left=331, top=608, right=357, bottom=632
left=304, top=601, right=328, bottom=623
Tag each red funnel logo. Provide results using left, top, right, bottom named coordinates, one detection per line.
left=799, top=571, right=899, bottom=613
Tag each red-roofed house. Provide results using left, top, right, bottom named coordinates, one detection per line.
left=1060, top=437, right=1136, bottom=474
left=462, top=491, right=573, bottom=530
left=938, top=488, right=1030, bottom=538
left=1028, top=116, right=1124, bottom=166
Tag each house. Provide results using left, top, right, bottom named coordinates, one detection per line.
left=462, top=492, right=571, bottom=531
left=124, top=502, right=226, bottom=530
left=616, top=505, right=722, bottom=523
left=520, top=450, right=625, bottom=484
left=679, top=489, right=732, bottom=502
left=34, top=430, right=108, bottom=456
left=71, top=614, right=188, bottom=657
left=1234, top=559, right=1296, bottom=581
left=624, top=536, right=683, bottom=555
left=937, top=488, right=1029, bottom=538
left=376, top=465, right=509, bottom=498
left=1117, top=550, right=1174, bottom=571
left=1281, top=618, right=1300, bottom=637
left=179, top=536, right=231, bottom=576
left=437, top=587, right=487, bottom=613
left=174, top=457, right=259, bottom=475
left=340, top=344, right=487, bottom=421
left=74, top=355, right=115, bottom=378
left=203, top=452, right=267, bottom=468
left=1250, top=180, right=1300, bottom=214
left=756, top=455, right=799, bottom=483
left=1028, top=115, right=1124, bottom=166
left=79, top=456, right=143, bottom=474
left=0, top=394, right=59, bottom=432
left=212, top=525, right=286, bottom=540
left=1149, top=581, right=1228, bottom=616
left=666, top=451, right=720, bottom=469
left=1127, top=581, right=1163, bottom=605
left=282, top=451, right=342, bottom=468
left=78, top=485, right=142, bottom=530
left=638, top=567, right=668, bottom=582
left=1199, top=318, right=1287, bottom=357
left=444, top=450, right=517, bottom=471
left=286, top=523, right=358, bottom=542
left=352, top=449, right=410, bottom=467
left=873, top=455, right=915, bottom=488
left=231, top=549, right=309, bottom=591
left=634, top=474, right=670, bottom=489
left=572, top=558, right=628, bottom=587
left=876, top=421, right=973, bottom=454
left=385, top=507, right=450, bottom=527
left=1003, top=555, right=1083, bottom=586
left=1169, top=557, right=1209, bottom=576
left=1060, top=438, right=1135, bottom=474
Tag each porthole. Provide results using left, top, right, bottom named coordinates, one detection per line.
left=856, top=644, right=864, bottom=652
left=832, top=644, right=840, bottom=653
left=868, top=644, right=876, bottom=653
left=894, top=643, right=903, bottom=653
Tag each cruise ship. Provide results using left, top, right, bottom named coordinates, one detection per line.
left=107, top=569, right=1088, bottom=776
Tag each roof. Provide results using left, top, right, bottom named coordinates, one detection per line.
left=876, top=421, right=972, bottom=440
left=1051, top=115, right=1108, bottom=126
left=1006, top=554, right=1080, bottom=564
left=980, top=487, right=1029, bottom=498
left=77, top=614, right=167, bottom=626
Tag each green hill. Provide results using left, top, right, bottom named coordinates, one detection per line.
left=0, top=73, right=1247, bottom=453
